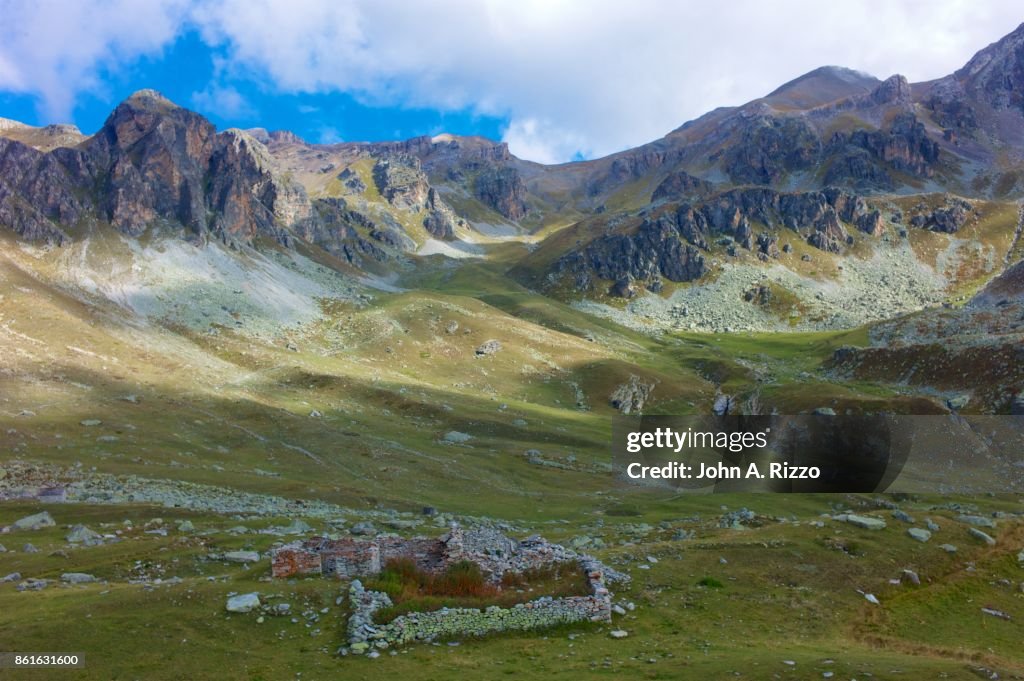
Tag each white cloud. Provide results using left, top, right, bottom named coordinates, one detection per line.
left=191, top=84, right=254, bottom=119
left=1, top=0, right=1022, bottom=161
left=317, top=126, right=343, bottom=144
left=188, top=0, right=1024, bottom=161
left=0, top=0, right=190, bottom=120
left=501, top=118, right=588, bottom=166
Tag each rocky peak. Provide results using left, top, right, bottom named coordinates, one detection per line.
left=474, top=166, right=527, bottom=220
left=869, top=74, right=912, bottom=106
left=955, top=22, right=1024, bottom=113
left=87, top=91, right=216, bottom=235
left=373, top=155, right=430, bottom=211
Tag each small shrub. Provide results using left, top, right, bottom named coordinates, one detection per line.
left=697, top=576, right=724, bottom=589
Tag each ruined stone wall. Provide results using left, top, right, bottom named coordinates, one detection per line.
left=376, top=536, right=445, bottom=573
left=322, top=542, right=380, bottom=578
left=271, top=545, right=322, bottom=578
left=343, top=555, right=620, bottom=654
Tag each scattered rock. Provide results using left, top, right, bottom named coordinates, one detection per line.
left=16, top=578, right=50, bottom=591
left=350, top=522, right=376, bottom=536
left=968, top=528, right=996, bottom=546
left=609, top=630, right=629, bottom=639
left=981, top=607, right=1011, bottom=621
left=23, top=543, right=39, bottom=553
left=79, top=419, right=102, bottom=426
left=226, top=592, right=261, bottom=613
left=12, top=511, right=56, bottom=531
left=813, top=407, right=837, bottom=416
left=925, top=518, right=940, bottom=532
left=901, top=569, right=920, bottom=586
left=474, top=340, right=502, bottom=357
left=940, top=544, right=958, bottom=553
left=61, top=573, right=98, bottom=584
left=443, top=431, right=473, bottom=444
left=841, top=514, right=886, bottom=530
left=892, top=510, right=914, bottom=523
left=956, top=515, right=996, bottom=528
left=610, top=375, right=656, bottom=415
left=66, top=525, right=103, bottom=546
left=712, top=394, right=734, bottom=416
left=224, top=550, right=261, bottom=563
left=176, top=520, right=195, bottom=533
left=907, top=528, right=931, bottom=543
left=1, top=572, right=21, bottom=582
left=863, top=593, right=880, bottom=605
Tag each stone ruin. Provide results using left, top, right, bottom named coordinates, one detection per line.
left=269, top=525, right=629, bottom=653
left=272, top=525, right=577, bottom=582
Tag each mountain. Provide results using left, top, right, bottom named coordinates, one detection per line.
left=0, top=24, right=1023, bottom=412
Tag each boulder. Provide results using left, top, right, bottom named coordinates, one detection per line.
left=443, top=431, right=472, bottom=443
left=956, top=515, right=996, bottom=528
left=226, top=593, right=261, bottom=613
left=350, top=522, right=376, bottom=536
left=61, top=573, right=98, bottom=584
left=968, top=528, right=996, bottom=546
left=66, top=525, right=103, bottom=546
left=610, top=376, right=656, bottom=415
left=907, top=528, right=931, bottom=542
left=474, top=340, right=502, bottom=357
left=842, top=514, right=886, bottom=530
left=12, top=511, right=55, bottom=531
left=224, top=551, right=261, bottom=563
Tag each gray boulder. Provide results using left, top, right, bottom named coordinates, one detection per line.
left=968, top=528, right=996, bottom=546
left=892, top=510, right=914, bottom=523
left=12, top=511, right=55, bottom=531
left=443, top=431, right=472, bottom=444
left=907, top=528, right=931, bottom=542
left=226, top=592, right=261, bottom=613
left=224, top=550, right=261, bottom=563
left=474, top=340, right=502, bottom=356
left=66, top=525, right=103, bottom=546
left=61, top=573, right=98, bottom=584
left=350, top=522, right=376, bottom=536
left=842, top=514, right=887, bottom=530
left=956, top=515, right=995, bottom=528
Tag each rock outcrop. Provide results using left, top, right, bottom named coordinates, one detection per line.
left=474, top=166, right=527, bottom=220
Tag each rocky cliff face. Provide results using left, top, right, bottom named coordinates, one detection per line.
left=474, top=166, right=528, bottom=220
left=86, top=90, right=215, bottom=237
left=0, top=90, right=401, bottom=266
left=0, top=138, right=93, bottom=243
left=547, top=186, right=888, bottom=295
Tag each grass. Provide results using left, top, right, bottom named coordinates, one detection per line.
left=3, top=205, right=1022, bottom=678
left=364, top=558, right=591, bottom=623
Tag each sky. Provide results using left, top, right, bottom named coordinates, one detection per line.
left=0, top=1, right=1020, bottom=164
